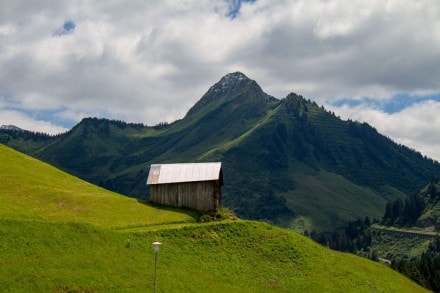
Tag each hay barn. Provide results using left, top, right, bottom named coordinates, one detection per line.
left=146, top=162, right=223, bottom=213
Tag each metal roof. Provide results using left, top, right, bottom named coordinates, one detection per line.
left=146, top=162, right=222, bottom=185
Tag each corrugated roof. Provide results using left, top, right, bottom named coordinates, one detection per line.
left=146, top=162, right=222, bottom=185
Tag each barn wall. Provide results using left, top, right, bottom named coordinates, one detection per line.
left=150, top=181, right=216, bottom=212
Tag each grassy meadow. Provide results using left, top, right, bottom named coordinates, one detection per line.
left=0, top=144, right=197, bottom=229
left=0, top=144, right=428, bottom=292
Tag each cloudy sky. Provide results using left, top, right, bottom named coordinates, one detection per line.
left=1, top=0, right=440, bottom=160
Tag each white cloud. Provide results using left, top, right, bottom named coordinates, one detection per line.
left=0, top=109, right=68, bottom=134
left=0, top=0, right=440, bottom=159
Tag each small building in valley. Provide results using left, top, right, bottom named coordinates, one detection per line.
left=146, top=162, right=223, bottom=213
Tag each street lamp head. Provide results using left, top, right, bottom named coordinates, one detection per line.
left=152, top=241, right=161, bottom=253
left=152, top=242, right=161, bottom=293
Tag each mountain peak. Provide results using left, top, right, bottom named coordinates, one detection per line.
left=186, top=72, right=266, bottom=117
left=206, top=71, right=252, bottom=96
left=220, top=71, right=249, bottom=84
left=0, top=125, right=24, bottom=132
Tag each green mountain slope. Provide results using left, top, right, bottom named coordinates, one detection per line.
left=1, top=72, right=440, bottom=232
left=416, top=178, right=440, bottom=228
left=381, top=177, right=440, bottom=230
left=0, top=145, right=427, bottom=292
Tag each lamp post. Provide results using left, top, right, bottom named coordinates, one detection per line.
left=152, top=242, right=161, bottom=293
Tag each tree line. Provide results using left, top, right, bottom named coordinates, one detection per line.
left=306, top=217, right=377, bottom=259
left=382, top=193, right=426, bottom=226
left=391, top=237, right=440, bottom=291
left=382, top=177, right=440, bottom=226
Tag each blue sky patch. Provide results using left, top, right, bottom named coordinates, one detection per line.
left=332, top=94, right=440, bottom=114
left=32, top=109, right=73, bottom=129
left=55, top=20, right=76, bottom=36
left=63, top=21, right=75, bottom=32
left=226, top=0, right=256, bottom=19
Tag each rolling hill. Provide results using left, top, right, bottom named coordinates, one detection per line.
left=2, top=72, right=440, bottom=232
left=0, top=144, right=197, bottom=229
left=0, top=144, right=427, bottom=292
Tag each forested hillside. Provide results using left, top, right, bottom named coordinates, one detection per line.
left=2, top=72, right=440, bottom=231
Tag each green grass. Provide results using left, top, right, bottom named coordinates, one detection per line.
left=0, top=220, right=427, bottom=292
left=284, top=169, right=390, bottom=232
left=0, top=144, right=428, bottom=292
left=0, top=144, right=197, bottom=229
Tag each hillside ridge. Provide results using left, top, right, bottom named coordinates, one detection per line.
left=1, top=72, right=440, bottom=231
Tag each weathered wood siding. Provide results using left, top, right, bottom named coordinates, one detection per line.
left=150, top=181, right=217, bottom=212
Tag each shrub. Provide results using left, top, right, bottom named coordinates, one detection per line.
left=216, top=208, right=237, bottom=220
left=199, top=213, right=212, bottom=223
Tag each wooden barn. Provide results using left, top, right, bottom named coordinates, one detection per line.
left=146, top=162, right=223, bottom=213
